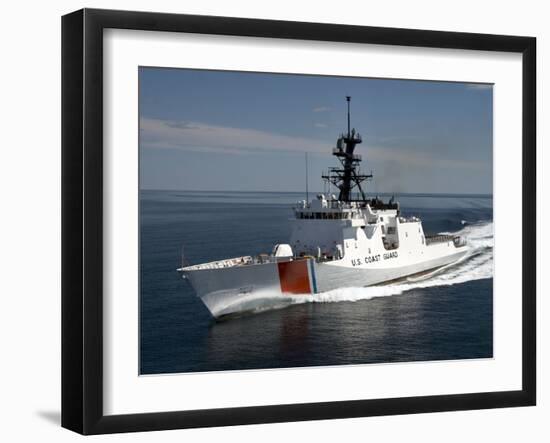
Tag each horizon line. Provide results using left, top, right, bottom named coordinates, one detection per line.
left=139, top=188, right=493, bottom=198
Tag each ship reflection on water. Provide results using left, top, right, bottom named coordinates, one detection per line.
left=206, top=304, right=314, bottom=368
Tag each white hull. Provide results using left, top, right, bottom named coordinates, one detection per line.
left=182, top=244, right=468, bottom=318
left=316, top=247, right=467, bottom=291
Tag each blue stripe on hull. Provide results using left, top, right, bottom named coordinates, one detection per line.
left=308, top=259, right=318, bottom=294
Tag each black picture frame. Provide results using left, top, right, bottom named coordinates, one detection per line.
left=62, top=8, right=536, bottom=435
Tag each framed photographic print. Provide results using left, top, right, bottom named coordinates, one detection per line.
left=61, top=8, right=536, bottom=435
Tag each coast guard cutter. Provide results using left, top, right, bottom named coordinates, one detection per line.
left=178, top=97, right=469, bottom=318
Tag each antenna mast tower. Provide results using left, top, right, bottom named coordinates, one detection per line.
left=322, top=96, right=372, bottom=202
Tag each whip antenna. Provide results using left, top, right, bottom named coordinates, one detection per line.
left=305, top=152, right=309, bottom=204
left=346, top=95, right=351, bottom=137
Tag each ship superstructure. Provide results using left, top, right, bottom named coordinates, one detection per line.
left=178, top=97, right=469, bottom=318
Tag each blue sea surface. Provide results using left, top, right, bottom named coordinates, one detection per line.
left=140, top=190, right=493, bottom=374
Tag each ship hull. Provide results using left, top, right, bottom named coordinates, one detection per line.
left=183, top=261, right=282, bottom=317
left=315, top=248, right=466, bottom=292
left=181, top=246, right=468, bottom=318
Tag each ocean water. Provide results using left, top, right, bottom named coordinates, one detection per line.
left=140, top=190, right=493, bottom=374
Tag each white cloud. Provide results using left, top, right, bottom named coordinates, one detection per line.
left=140, top=118, right=328, bottom=155
left=312, top=106, right=331, bottom=112
left=140, top=118, right=485, bottom=172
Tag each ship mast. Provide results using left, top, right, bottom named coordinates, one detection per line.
left=322, top=96, right=372, bottom=202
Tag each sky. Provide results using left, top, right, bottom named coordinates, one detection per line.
left=139, top=67, right=493, bottom=195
